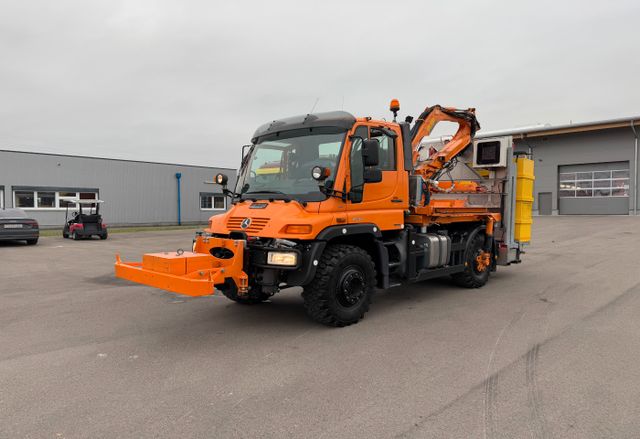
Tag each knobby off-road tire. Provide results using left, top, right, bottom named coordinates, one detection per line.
left=302, top=244, right=376, bottom=327
left=451, top=233, right=490, bottom=288
left=219, top=281, right=271, bottom=305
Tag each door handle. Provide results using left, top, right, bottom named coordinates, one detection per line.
left=391, top=198, right=403, bottom=203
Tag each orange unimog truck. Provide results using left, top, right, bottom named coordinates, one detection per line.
left=115, top=101, right=534, bottom=326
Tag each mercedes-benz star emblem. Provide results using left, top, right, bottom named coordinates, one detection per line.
left=240, top=218, right=251, bottom=229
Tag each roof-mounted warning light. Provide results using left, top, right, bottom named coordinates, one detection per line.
left=390, top=99, right=400, bottom=122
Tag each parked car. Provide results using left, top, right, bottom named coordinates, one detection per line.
left=0, top=208, right=39, bottom=245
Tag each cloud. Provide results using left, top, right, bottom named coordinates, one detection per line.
left=1, top=0, right=639, bottom=167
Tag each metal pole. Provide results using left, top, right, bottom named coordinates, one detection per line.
left=631, top=122, right=638, bottom=216
left=175, top=172, right=182, bottom=225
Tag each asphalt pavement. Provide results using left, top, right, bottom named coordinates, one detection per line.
left=1, top=216, right=640, bottom=438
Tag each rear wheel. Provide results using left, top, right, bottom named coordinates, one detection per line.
left=100, top=232, right=108, bottom=240
left=26, top=238, right=38, bottom=245
left=302, top=244, right=376, bottom=327
left=219, top=281, right=271, bottom=305
left=452, top=233, right=490, bottom=288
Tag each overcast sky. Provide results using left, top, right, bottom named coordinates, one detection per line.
left=1, top=0, right=639, bottom=168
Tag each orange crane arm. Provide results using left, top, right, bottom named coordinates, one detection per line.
left=410, top=105, right=480, bottom=179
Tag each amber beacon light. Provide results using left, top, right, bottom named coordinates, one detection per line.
left=390, top=99, right=400, bottom=121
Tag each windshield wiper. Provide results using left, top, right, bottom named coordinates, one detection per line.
left=245, top=190, right=287, bottom=195
left=243, top=190, right=293, bottom=202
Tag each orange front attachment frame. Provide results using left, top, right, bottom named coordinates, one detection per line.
left=114, top=236, right=248, bottom=297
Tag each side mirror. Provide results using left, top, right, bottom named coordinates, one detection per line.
left=363, top=168, right=382, bottom=183
left=362, top=139, right=380, bottom=166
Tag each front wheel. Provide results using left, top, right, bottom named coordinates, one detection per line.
left=302, top=244, right=376, bottom=327
left=451, top=233, right=490, bottom=288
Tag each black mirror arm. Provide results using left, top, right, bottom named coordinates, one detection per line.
left=239, top=144, right=255, bottom=172
left=222, top=186, right=242, bottom=200
left=374, top=126, right=398, bottom=138
left=319, top=184, right=348, bottom=202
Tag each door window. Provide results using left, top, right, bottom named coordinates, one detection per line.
left=349, top=126, right=368, bottom=196
left=370, top=128, right=396, bottom=171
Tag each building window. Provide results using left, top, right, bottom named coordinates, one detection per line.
left=15, top=191, right=35, bottom=208
left=0, top=188, right=4, bottom=209
left=559, top=170, right=629, bottom=198
left=200, top=193, right=226, bottom=210
left=13, top=189, right=98, bottom=209
left=38, top=192, right=56, bottom=208
left=59, top=192, right=78, bottom=209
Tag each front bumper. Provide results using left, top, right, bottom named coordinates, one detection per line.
left=114, top=236, right=248, bottom=297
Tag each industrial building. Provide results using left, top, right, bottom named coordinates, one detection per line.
left=477, top=115, right=640, bottom=215
left=2, top=113, right=638, bottom=227
left=0, top=150, right=235, bottom=227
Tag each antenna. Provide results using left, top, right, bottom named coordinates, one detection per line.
left=310, top=97, right=320, bottom=114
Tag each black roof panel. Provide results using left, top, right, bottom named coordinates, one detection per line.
left=251, top=111, right=356, bottom=143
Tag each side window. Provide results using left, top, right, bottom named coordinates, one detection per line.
left=370, top=128, right=396, bottom=171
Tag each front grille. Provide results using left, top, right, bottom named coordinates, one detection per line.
left=226, top=217, right=269, bottom=234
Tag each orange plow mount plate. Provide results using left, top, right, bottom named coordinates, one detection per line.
left=114, top=238, right=248, bottom=297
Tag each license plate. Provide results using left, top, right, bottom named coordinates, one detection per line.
left=3, top=224, right=23, bottom=229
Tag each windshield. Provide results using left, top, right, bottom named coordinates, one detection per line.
left=236, top=129, right=345, bottom=202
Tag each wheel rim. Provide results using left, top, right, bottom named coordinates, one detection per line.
left=474, top=250, right=490, bottom=273
left=336, top=266, right=366, bottom=308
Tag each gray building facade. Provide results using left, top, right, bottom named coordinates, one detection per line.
left=0, top=150, right=235, bottom=227
left=480, top=116, right=639, bottom=215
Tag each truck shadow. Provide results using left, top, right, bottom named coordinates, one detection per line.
left=88, top=273, right=136, bottom=287
left=149, top=273, right=517, bottom=353
left=158, top=277, right=488, bottom=342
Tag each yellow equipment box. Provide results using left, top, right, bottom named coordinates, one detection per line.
left=142, top=252, right=212, bottom=276
left=514, top=157, right=535, bottom=243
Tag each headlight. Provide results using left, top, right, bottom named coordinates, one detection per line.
left=267, top=251, right=298, bottom=267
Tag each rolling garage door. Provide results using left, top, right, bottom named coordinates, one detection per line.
left=558, top=162, right=630, bottom=215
